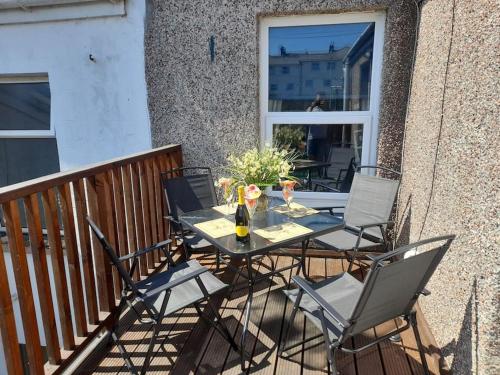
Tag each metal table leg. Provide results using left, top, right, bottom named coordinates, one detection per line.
left=240, top=254, right=255, bottom=371
left=296, top=239, right=310, bottom=280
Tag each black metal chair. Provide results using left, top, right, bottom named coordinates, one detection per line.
left=160, top=167, right=220, bottom=264
left=313, top=157, right=357, bottom=193
left=280, top=235, right=455, bottom=374
left=87, top=217, right=238, bottom=375
left=313, top=166, right=401, bottom=272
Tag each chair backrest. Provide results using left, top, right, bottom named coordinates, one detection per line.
left=344, top=166, right=400, bottom=237
left=86, top=217, right=138, bottom=294
left=161, top=167, right=218, bottom=221
left=346, top=235, right=455, bottom=336
left=325, top=146, right=355, bottom=180
left=338, top=157, right=357, bottom=193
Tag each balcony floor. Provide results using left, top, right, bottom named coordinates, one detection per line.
left=77, top=253, right=441, bottom=375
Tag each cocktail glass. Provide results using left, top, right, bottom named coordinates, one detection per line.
left=280, top=180, right=296, bottom=210
left=245, top=198, right=257, bottom=231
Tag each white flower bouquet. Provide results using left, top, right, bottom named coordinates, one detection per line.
left=227, top=146, right=297, bottom=187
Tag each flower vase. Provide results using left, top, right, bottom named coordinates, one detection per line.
left=256, top=191, right=269, bottom=212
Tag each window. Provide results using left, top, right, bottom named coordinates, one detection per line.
left=270, top=84, right=278, bottom=91
left=0, top=75, right=60, bottom=187
left=281, top=66, right=290, bottom=74
left=260, top=13, right=385, bottom=205
left=286, top=83, right=294, bottom=91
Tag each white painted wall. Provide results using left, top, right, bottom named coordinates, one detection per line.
left=0, top=0, right=152, bottom=171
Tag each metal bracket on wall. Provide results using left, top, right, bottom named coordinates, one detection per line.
left=210, top=35, right=215, bottom=63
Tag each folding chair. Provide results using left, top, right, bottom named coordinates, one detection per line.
left=87, top=217, right=238, bottom=375
left=280, top=235, right=455, bottom=374
left=160, top=167, right=220, bottom=263
left=314, top=166, right=401, bottom=272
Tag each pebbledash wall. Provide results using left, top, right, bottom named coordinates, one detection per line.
left=145, top=1, right=499, bottom=374
left=144, top=0, right=417, bottom=175
left=396, top=0, right=499, bottom=374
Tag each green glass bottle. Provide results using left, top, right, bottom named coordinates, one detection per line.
left=235, top=185, right=250, bottom=243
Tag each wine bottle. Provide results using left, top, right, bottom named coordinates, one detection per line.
left=235, top=185, right=250, bottom=243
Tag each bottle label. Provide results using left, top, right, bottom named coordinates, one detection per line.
left=236, top=225, right=249, bottom=237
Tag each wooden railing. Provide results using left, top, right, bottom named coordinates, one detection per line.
left=0, top=144, right=182, bottom=374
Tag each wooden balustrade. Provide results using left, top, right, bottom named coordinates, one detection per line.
left=0, top=144, right=182, bottom=374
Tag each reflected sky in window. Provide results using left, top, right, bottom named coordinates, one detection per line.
left=269, top=23, right=371, bottom=56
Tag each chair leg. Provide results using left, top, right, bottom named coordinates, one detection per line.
left=140, top=322, right=161, bottom=375
left=346, top=250, right=357, bottom=273
left=328, top=347, right=338, bottom=375
left=110, top=297, right=138, bottom=374
left=215, top=248, right=221, bottom=272
left=198, top=300, right=239, bottom=352
left=279, top=291, right=302, bottom=356
left=410, top=312, right=430, bottom=375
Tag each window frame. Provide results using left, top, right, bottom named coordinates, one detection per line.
left=259, top=12, right=386, bottom=205
left=0, top=74, right=54, bottom=138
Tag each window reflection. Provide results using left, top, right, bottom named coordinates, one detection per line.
left=269, top=23, right=374, bottom=112
left=0, top=82, right=51, bottom=130
left=273, top=123, right=363, bottom=192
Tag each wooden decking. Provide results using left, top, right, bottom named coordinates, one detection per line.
left=78, top=253, right=442, bottom=375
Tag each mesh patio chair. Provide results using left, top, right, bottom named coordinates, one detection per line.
left=313, top=166, right=401, bottom=272
left=87, top=217, right=238, bottom=375
left=161, top=167, right=220, bottom=263
left=280, top=235, right=455, bottom=374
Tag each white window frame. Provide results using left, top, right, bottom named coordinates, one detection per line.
left=0, top=74, right=54, bottom=138
left=259, top=12, right=386, bottom=206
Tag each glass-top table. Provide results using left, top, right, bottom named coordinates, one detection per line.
left=179, top=198, right=344, bottom=371
left=179, top=198, right=343, bottom=258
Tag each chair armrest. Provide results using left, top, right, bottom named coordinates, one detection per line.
left=357, top=221, right=394, bottom=230
left=118, top=239, right=172, bottom=262
left=292, top=276, right=350, bottom=328
left=164, top=215, right=181, bottom=225
left=141, top=267, right=209, bottom=299
left=312, top=206, right=345, bottom=216
left=420, top=288, right=431, bottom=296
left=313, top=182, right=340, bottom=193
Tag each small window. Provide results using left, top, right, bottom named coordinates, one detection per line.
left=305, top=80, right=313, bottom=88
left=0, top=76, right=59, bottom=187
left=311, top=62, right=320, bottom=71
left=270, top=84, right=278, bottom=91
left=323, top=79, right=332, bottom=87
left=281, top=66, right=290, bottom=74
left=327, top=62, right=336, bottom=70
left=286, top=83, right=294, bottom=91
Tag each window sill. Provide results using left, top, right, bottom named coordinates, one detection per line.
left=0, top=0, right=125, bottom=25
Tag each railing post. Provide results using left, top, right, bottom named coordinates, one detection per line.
left=41, top=188, right=76, bottom=350
left=0, top=238, right=24, bottom=375
left=2, top=200, right=45, bottom=374
left=24, top=193, right=61, bottom=365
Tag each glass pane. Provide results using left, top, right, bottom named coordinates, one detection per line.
left=268, top=23, right=374, bottom=112
left=0, top=82, right=51, bottom=131
left=273, top=123, right=363, bottom=192
left=0, top=138, right=60, bottom=187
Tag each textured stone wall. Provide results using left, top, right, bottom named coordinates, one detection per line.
left=396, top=0, right=499, bottom=374
left=144, top=0, right=417, bottom=175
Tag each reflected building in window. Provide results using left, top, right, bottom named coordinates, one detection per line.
left=269, top=44, right=348, bottom=111
left=268, top=23, right=374, bottom=112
